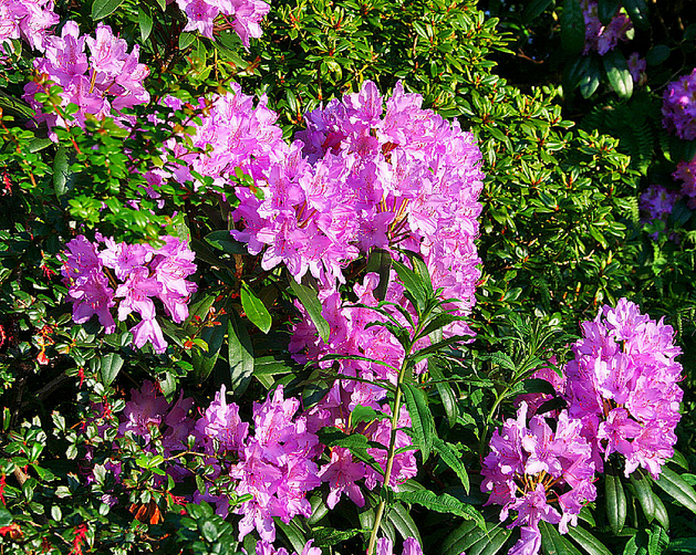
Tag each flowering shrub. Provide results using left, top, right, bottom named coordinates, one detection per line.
left=61, top=235, right=197, bottom=353
left=662, top=69, right=696, bottom=141
left=1, top=1, right=696, bottom=555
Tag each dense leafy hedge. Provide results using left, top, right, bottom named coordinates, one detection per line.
left=2, top=0, right=696, bottom=554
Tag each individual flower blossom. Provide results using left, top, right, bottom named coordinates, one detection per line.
left=61, top=234, right=197, bottom=354
left=662, top=69, right=696, bottom=140
left=673, top=156, right=696, bottom=208
left=174, top=0, right=270, bottom=46
left=252, top=540, right=321, bottom=555
left=564, top=298, right=684, bottom=478
left=581, top=0, right=633, bottom=56
left=376, top=537, right=426, bottom=555
left=481, top=403, right=596, bottom=555
left=23, top=22, right=149, bottom=137
left=628, top=53, right=647, bottom=86
left=317, top=447, right=366, bottom=508
left=0, top=0, right=58, bottom=52
left=639, top=184, right=681, bottom=240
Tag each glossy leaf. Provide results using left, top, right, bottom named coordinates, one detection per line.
left=241, top=282, right=271, bottom=333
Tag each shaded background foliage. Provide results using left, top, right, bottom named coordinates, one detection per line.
left=2, top=0, right=696, bottom=554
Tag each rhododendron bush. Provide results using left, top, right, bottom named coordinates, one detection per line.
left=2, top=0, right=696, bottom=555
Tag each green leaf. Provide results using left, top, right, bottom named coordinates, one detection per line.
left=433, top=438, right=469, bottom=493
left=598, top=0, right=620, bottom=24
left=648, top=524, right=668, bottom=555
left=241, top=283, right=271, bottom=333
left=603, top=49, right=633, bottom=99
left=622, top=0, right=649, bottom=30
left=401, top=382, right=436, bottom=462
left=579, top=57, right=602, bottom=98
left=311, top=527, right=368, bottom=547
left=289, top=279, right=330, bottom=342
left=392, top=259, right=428, bottom=311
left=652, top=492, right=669, bottom=530
left=0, top=506, right=12, bottom=527
left=605, top=465, right=627, bottom=535
left=524, top=0, right=553, bottom=22
left=474, top=527, right=512, bottom=555
left=192, top=313, right=227, bottom=382
left=443, top=522, right=500, bottom=555
left=365, top=248, right=392, bottom=301
left=539, top=520, right=583, bottom=555
left=666, top=538, right=696, bottom=553
left=179, top=32, right=196, bottom=50
left=646, top=45, right=670, bottom=66
left=561, top=0, right=586, bottom=55
left=653, top=466, right=696, bottom=514
left=396, top=490, right=480, bottom=523
left=565, top=55, right=591, bottom=93
left=138, top=7, right=153, bottom=41
left=53, top=147, right=70, bottom=197
left=228, top=312, right=254, bottom=396
left=386, top=502, right=422, bottom=544
left=630, top=470, right=655, bottom=523
left=429, top=359, right=458, bottom=427
left=99, top=353, right=124, bottom=386
left=204, top=230, right=247, bottom=254
left=566, top=525, right=613, bottom=555
left=91, top=0, right=126, bottom=20
left=275, top=519, right=306, bottom=555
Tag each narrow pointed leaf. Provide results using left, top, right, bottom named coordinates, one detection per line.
left=386, top=502, right=421, bottom=544
left=566, top=525, right=613, bottom=555
left=605, top=466, right=627, bottom=535
left=289, top=279, right=330, bottom=342
left=228, top=313, right=254, bottom=396
left=539, top=520, right=583, bottom=555
left=630, top=470, right=655, bottom=523
left=392, top=259, right=427, bottom=310
left=654, top=466, right=696, bottom=514
left=241, top=283, right=271, bottom=333
left=401, top=382, right=436, bottom=462
left=433, top=438, right=469, bottom=493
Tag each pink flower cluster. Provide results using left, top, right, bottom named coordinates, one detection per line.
left=565, top=298, right=683, bottom=478
left=232, top=81, right=484, bottom=316
left=481, top=403, right=596, bottom=555
left=673, top=156, right=696, bottom=208
left=581, top=0, right=633, bottom=55
left=662, top=68, right=696, bottom=140
left=291, top=271, right=421, bottom=502
left=0, top=0, right=58, bottom=51
left=194, top=385, right=321, bottom=543
left=484, top=299, right=683, bottom=555
left=174, top=0, right=269, bottom=46
left=639, top=184, right=681, bottom=240
left=157, top=87, right=286, bottom=190
left=61, top=234, right=197, bottom=353
left=377, top=537, right=424, bottom=555
left=23, top=22, right=149, bottom=136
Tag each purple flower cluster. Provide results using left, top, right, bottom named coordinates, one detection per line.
left=194, top=385, right=321, bottom=543
left=564, top=298, right=683, bottom=478
left=61, top=234, right=197, bottom=353
left=159, top=87, right=286, bottom=190
left=673, top=156, right=696, bottom=208
left=639, top=184, right=681, bottom=240
left=581, top=0, right=633, bottom=56
left=291, top=271, right=421, bottom=501
left=485, top=299, right=683, bottom=555
left=174, top=0, right=269, bottom=46
left=481, top=403, right=597, bottom=555
left=0, top=0, right=58, bottom=51
left=23, top=22, right=149, bottom=136
left=232, top=81, right=484, bottom=317
left=662, top=68, right=696, bottom=140
left=628, top=53, right=647, bottom=86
